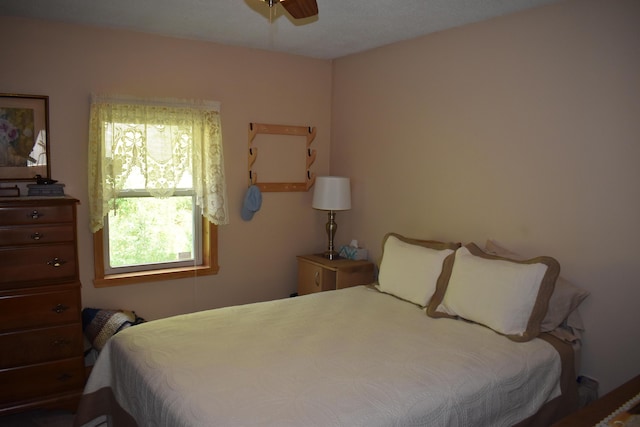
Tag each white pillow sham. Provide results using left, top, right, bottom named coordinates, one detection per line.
left=427, top=243, right=560, bottom=342
left=377, top=233, right=459, bottom=307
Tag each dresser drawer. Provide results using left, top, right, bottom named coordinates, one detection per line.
left=0, top=358, right=85, bottom=402
left=0, top=244, right=77, bottom=286
left=0, top=204, right=74, bottom=226
left=0, top=324, right=84, bottom=368
left=0, top=224, right=75, bottom=247
left=0, top=289, right=81, bottom=332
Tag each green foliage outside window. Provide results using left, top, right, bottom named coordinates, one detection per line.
left=108, top=196, right=194, bottom=268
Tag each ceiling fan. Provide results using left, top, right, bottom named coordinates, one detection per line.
left=261, top=0, right=319, bottom=19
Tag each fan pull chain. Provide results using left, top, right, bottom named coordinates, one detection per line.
left=268, top=4, right=279, bottom=49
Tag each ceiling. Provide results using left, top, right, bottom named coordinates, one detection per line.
left=0, top=0, right=560, bottom=59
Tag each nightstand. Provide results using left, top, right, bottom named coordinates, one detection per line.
left=297, top=254, right=375, bottom=296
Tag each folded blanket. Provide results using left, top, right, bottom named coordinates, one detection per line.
left=82, top=308, right=145, bottom=352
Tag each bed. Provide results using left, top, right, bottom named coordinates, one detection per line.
left=74, top=234, right=586, bottom=427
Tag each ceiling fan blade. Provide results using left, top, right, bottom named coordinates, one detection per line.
left=281, top=0, right=318, bottom=19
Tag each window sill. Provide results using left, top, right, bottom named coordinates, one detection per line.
left=93, top=264, right=219, bottom=288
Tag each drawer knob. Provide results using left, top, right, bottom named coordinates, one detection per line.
left=31, top=232, right=43, bottom=240
left=29, top=210, right=43, bottom=219
left=52, top=338, right=71, bottom=347
left=47, top=258, right=66, bottom=267
left=314, top=271, right=320, bottom=286
left=52, top=303, right=70, bottom=314
left=57, top=373, right=72, bottom=382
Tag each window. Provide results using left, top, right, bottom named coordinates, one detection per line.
left=88, top=96, right=228, bottom=287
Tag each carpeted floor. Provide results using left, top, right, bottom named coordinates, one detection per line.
left=0, top=410, right=75, bottom=427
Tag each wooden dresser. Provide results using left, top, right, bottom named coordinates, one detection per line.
left=0, top=196, right=84, bottom=415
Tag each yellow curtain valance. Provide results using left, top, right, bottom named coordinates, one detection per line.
left=88, top=95, right=228, bottom=232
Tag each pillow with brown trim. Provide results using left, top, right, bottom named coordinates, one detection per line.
left=427, top=242, right=560, bottom=342
left=377, top=233, right=460, bottom=307
left=484, top=240, right=589, bottom=333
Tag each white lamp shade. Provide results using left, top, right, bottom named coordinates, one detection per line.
left=312, top=176, right=351, bottom=211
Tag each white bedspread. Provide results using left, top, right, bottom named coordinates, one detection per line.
left=82, top=286, right=561, bottom=427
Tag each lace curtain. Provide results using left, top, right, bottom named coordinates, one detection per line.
left=88, top=95, right=229, bottom=232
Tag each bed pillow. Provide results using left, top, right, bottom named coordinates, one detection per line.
left=484, top=240, right=589, bottom=332
left=427, top=242, right=560, bottom=342
left=377, top=233, right=460, bottom=307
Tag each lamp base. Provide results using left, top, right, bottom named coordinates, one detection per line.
left=323, top=250, right=340, bottom=260
left=323, top=210, right=340, bottom=260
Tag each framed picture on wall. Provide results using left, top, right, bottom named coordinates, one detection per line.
left=0, top=93, right=50, bottom=181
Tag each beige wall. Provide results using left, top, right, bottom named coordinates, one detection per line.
left=331, top=0, right=640, bottom=393
left=0, top=17, right=332, bottom=318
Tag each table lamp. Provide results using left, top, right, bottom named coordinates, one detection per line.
left=312, top=176, right=351, bottom=260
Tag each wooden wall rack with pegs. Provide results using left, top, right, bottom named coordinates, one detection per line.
left=248, top=122, right=317, bottom=192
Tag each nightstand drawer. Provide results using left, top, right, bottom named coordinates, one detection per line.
left=0, top=324, right=84, bottom=368
left=0, top=288, right=81, bottom=332
left=0, top=358, right=85, bottom=402
left=298, top=261, right=334, bottom=295
left=297, top=254, right=375, bottom=296
left=335, top=263, right=375, bottom=289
